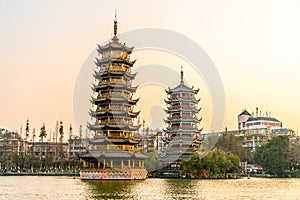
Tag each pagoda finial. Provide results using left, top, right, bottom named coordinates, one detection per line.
left=114, top=9, right=118, bottom=36
left=180, top=66, right=184, bottom=85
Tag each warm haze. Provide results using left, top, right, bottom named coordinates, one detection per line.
left=1, top=0, right=300, bottom=134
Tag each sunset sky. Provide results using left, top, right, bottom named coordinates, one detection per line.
left=1, top=0, right=300, bottom=136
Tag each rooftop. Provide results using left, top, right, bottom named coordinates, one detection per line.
left=247, top=117, right=281, bottom=122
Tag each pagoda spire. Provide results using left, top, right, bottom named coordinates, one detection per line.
left=180, top=66, right=184, bottom=85
left=112, top=10, right=119, bottom=42
left=114, top=9, right=118, bottom=36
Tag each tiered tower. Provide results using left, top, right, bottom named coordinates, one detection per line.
left=161, top=67, right=202, bottom=175
left=79, top=14, right=147, bottom=180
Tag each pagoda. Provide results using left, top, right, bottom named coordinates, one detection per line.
left=79, top=14, right=147, bottom=180
left=160, top=67, right=202, bottom=177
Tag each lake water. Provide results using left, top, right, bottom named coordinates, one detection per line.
left=0, top=176, right=300, bottom=199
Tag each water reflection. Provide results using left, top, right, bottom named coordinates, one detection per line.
left=83, top=180, right=138, bottom=199
left=84, top=179, right=203, bottom=199
left=83, top=178, right=300, bottom=200
left=1, top=176, right=300, bottom=199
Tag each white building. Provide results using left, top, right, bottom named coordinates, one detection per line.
left=238, top=109, right=282, bottom=130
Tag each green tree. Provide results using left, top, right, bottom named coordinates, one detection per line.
left=58, top=121, right=65, bottom=169
left=254, top=135, right=290, bottom=176
left=214, top=133, right=252, bottom=162
left=59, top=121, right=64, bottom=142
left=25, top=119, right=29, bottom=141
left=144, top=152, right=163, bottom=173
left=39, top=123, right=47, bottom=142
left=183, top=149, right=241, bottom=178
left=183, top=152, right=203, bottom=178
left=289, top=141, right=300, bottom=171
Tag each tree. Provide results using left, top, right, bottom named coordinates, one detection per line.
left=254, top=135, right=290, bottom=176
left=25, top=119, right=29, bottom=141
left=214, top=133, right=252, bottom=163
left=59, top=121, right=64, bottom=142
left=39, top=123, right=47, bottom=169
left=144, top=151, right=163, bottom=174
left=58, top=121, right=65, bottom=168
left=183, top=149, right=241, bottom=178
left=39, top=123, right=47, bottom=142
left=289, top=141, right=300, bottom=171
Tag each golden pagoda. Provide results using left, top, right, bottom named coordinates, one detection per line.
left=79, top=13, right=147, bottom=180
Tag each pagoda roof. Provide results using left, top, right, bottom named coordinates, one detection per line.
left=95, top=71, right=137, bottom=79
left=88, top=135, right=139, bottom=144
left=97, top=41, right=133, bottom=54
left=89, top=137, right=111, bottom=144
left=164, top=98, right=199, bottom=104
left=164, top=118, right=200, bottom=123
left=79, top=150, right=148, bottom=160
left=93, top=84, right=137, bottom=93
left=89, top=123, right=140, bottom=131
left=91, top=96, right=139, bottom=105
left=90, top=110, right=140, bottom=118
left=165, top=67, right=200, bottom=94
left=164, top=108, right=201, bottom=113
left=95, top=58, right=136, bottom=66
left=166, top=84, right=198, bottom=94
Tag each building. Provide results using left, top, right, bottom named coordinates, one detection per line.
left=203, top=108, right=295, bottom=152
left=159, top=67, right=202, bottom=177
left=0, top=129, right=19, bottom=156
left=79, top=14, right=147, bottom=180
left=238, top=108, right=282, bottom=130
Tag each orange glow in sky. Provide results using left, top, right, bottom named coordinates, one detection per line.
left=1, top=0, right=300, bottom=135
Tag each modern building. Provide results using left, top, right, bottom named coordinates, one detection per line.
left=203, top=108, right=295, bottom=152
left=159, top=67, right=202, bottom=177
left=79, top=15, right=147, bottom=180
left=238, top=108, right=282, bottom=130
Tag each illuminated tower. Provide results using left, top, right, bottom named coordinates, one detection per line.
left=80, top=13, right=147, bottom=180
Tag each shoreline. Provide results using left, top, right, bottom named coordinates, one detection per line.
left=0, top=172, right=80, bottom=176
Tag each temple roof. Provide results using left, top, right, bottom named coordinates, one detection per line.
left=166, top=67, right=199, bottom=94
left=79, top=150, right=148, bottom=160
left=95, top=58, right=136, bottom=66
left=94, top=71, right=137, bottom=80
left=91, top=96, right=139, bottom=105
left=93, top=84, right=137, bottom=93
left=89, top=123, right=140, bottom=131
left=88, top=136, right=139, bottom=145
left=97, top=42, right=133, bottom=54
left=164, top=98, right=199, bottom=104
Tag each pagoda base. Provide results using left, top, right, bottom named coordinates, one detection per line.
left=80, top=168, right=148, bottom=180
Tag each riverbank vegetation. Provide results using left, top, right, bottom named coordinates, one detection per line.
left=183, top=134, right=300, bottom=179
left=254, top=135, right=300, bottom=177
left=183, top=149, right=241, bottom=179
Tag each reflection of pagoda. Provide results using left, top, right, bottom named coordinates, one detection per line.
left=79, top=14, right=147, bottom=180
left=160, top=67, right=202, bottom=177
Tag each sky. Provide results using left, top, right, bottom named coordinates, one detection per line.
left=1, top=0, right=300, bottom=137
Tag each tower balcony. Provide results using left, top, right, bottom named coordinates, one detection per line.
left=166, top=105, right=197, bottom=110
left=98, top=91, right=130, bottom=99
left=99, top=64, right=128, bottom=73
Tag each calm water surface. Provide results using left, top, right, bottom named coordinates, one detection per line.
left=0, top=176, right=300, bottom=200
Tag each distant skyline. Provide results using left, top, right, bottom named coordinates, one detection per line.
left=1, top=0, right=300, bottom=134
